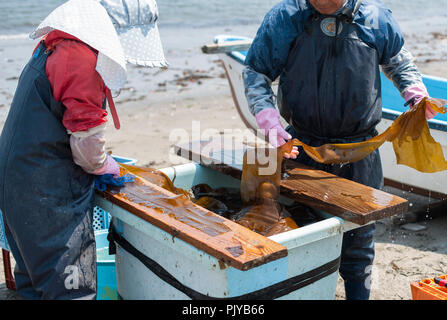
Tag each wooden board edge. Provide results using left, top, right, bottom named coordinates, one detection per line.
left=359, top=200, right=409, bottom=225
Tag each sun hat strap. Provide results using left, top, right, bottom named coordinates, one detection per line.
left=44, top=38, right=64, bottom=53
left=105, top=87, right=121, bottom=130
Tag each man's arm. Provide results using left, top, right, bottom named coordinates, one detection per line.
left=243, top=66, right=276, bottom=115
left=374, top=4, right=438, bottom=119
left=381, top=46, right=439, bottom=118
left=381, top=46, right=427, bottom=101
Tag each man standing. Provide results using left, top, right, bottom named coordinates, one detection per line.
left=243, top=0, right=437, bottom=299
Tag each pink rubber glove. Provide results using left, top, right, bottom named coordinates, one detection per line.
left=92, top=155, right=121, bottom=178
left=256, top=108, right=298, bottom=159
left=403, top=85, right=437, bottom=120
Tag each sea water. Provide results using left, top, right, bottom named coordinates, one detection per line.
left=1, top=0, right=446, bottom=38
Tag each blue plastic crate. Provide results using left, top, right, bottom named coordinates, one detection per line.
left=93, top=206, right=112, bottom=232
left=95, top=229, right=118, bottom=300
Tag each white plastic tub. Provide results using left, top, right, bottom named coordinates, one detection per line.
left=95, top=163, right=344, bottom=300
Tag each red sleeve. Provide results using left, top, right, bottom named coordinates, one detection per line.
left=46, top=40, right=108, bottom=133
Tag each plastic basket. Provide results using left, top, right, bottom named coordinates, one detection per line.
left=93, top=206, right=112, bottom=232
left=411, top=275, right=447, bottom=300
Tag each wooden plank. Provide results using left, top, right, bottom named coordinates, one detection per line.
left=201, top=40, right=252, bottom=54
left=174, top=141, right=409, bottom=225
left=98, top=166, right=288, bottom=271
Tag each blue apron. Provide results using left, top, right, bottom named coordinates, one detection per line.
left=0, top=41, right=97, bottom=300
left=278, top=7, right=384, bottom=190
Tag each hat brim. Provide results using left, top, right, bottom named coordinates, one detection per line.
left=29, top=0, right=128, bottom=91
left=117, top=23, right=168, bottom=67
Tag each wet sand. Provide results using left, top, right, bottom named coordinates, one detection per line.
left=0, top=26, right=446, bottom=300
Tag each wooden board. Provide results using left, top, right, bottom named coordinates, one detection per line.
left=175, top=141, right=409, bottom=225
left=99, top=167, right=287, bottom=271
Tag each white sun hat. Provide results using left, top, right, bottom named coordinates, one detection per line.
left=100, top=0, right=168, bottom=67
left=30, top=0, right=168, bottom=91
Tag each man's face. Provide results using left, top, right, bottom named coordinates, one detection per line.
left=309, top=0, right=345, bottom=15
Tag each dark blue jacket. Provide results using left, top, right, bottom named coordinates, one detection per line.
left=243, top=0, right=423, bottom=133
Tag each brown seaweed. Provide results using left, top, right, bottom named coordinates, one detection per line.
left=235, top=200, right=299, bottom=237
left=291, top=97, right=447, bottom=172
left=117, top=163, right=305, bottom=237
left=194, top=196, right=230, bottom=218
left=114, top=165, right=231, bottom=237
left=119, top=163, right=191, bottom=197
left=235, top=142, right=300, bottom=236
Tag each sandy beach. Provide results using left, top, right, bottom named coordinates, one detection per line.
left=1, top=21, right=447, bottom=300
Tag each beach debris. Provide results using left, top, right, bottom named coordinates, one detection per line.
left=400, top=223, right=427, bottom=232
left=120, top=86, right=136, bottom=93
left=156, top=69, right=215, bottom=90
left=392, top=211, right=419, bottom=226
left=391, top=260, right=401, bottom=271
left=174, top=69, right=213, bottom=86
left=115, top=95, right=146, bottom=105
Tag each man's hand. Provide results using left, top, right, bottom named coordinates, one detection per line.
left=404, top=85, right=438, bottom=119
left=284, top=146, right=299, bottom=159
left=255, top=108, right=299, bottom=159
